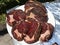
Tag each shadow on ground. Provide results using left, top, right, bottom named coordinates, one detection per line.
left=0, top=29, right=8, bottom=36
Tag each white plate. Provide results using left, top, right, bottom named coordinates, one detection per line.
left=6, top=5, right=55, bottom=45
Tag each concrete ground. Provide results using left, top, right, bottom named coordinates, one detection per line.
left=0, top=34, right=13, bottom=45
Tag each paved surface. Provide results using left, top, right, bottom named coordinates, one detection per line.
left=0, top=34, right=13, bottom=45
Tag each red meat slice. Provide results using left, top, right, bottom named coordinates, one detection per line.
left=12, top=24, right=24, bottom=41
left=17, top=21, right=29, bottom=34
left=6, top=10, right=26, bottom=26
left=13, top=10, right=26, bottom=21
left=24, top=18, right=41, bottom=44
left=39, top=23, right=54, bottom=42
left=26, top=18, right=38, bottom=38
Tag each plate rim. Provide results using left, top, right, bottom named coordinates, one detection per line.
left=6, top=5, right=56, bottom=45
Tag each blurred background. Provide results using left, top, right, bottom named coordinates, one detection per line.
left=0, top=0, right=59, bottom=45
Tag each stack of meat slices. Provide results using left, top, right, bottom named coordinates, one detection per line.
left=6, top=0, right=54, bottom=44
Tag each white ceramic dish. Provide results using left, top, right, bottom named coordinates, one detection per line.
left=6, top=5, right=55, bottom=45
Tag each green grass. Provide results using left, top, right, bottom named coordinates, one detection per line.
left=0, top=14, right=6, bottom=24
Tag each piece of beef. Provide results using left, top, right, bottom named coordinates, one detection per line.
left=25, top=0, right=47, bottom=14
left=12, top=24, right=24, bottom=41
left=26, top=7, right=48, bottom=22
left=13, top=10, right=26, bottom=21
left=6, top=10, right=26, bottom=26
left=39, top=23, right=54, bottom=42
left=18, top=21, right=29, bottom=34
left=26, top=18, right=39, bottom=38
left=25, top=1, right=48, bottom=22
left=24, top=18, right=41, bottom=44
